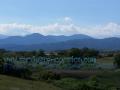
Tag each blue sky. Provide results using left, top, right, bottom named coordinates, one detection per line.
left=0, top=0, right=120, bottom=38
left=0, top=0, right=119, bottom=25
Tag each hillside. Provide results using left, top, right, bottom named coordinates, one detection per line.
left=0, top=75, right=61, bottom=90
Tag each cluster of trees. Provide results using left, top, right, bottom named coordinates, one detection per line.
left=39, top=70, right=61, bottom=80
left=2, top=48, right=120, bottom=69
left=0, top=57, right=61, bottom=80
left=57, top=48, right=99, bottom=57
left=0, top=48, right=99, bottom=80
left=0, top=60, right=32, bottom=79
left=6, top=50, right=45, bottom=57
left=0, top=48, right=99, bottom=58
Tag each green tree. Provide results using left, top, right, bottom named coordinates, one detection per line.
left=36, top=49, right=45, bottom=56
left=114, top=53, right=120, bottom=68
left=82, top=48, right=99, bottom=57
left=57, top=50, right=68, bottom=57
left=68, top=48, right=83, bottom=57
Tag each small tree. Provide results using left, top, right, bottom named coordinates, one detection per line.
left=114, top=53, right=120, bottom=68
left=0, top=58, right=4, bottom=73
left=68, top=48, right=83, bottom=57
left=36, top=49, right=45, bottom=56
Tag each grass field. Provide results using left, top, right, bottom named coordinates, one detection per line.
left=96, top=57, right=115, bottom=69
left=97, top=57, right=114, bottom=63
left=0, top=75, right=61, bottom=90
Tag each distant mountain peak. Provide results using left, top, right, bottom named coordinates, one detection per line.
left=26, top=33, right=44, bottom=37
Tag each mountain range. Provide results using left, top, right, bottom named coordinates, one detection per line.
left=0, top=33, right=120, bottom=51
left=0, top=34, right=8, bottom=39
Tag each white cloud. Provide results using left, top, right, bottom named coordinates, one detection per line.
left=0, top=17, right=120, bottom=38
left=64, top=17, right=72, bottom=22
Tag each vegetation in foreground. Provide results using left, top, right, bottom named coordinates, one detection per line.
left=0, top=74, right=61, bottom=90
left=0, top=70, right=120, bottom=90
left=53, top=70, right=120, bottom=90
left=0, top=48, right=120, bottom=90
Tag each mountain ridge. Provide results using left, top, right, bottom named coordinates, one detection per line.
left=0, top=33, right=120, bottom=51
left=0, top=33, right=93, bottom=45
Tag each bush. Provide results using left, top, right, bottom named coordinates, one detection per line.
left=39, top=70, right=60, bottom=80
left=8, top=68, right=33, bottom=79
left=53, top=78, right=82, bottom=90
left=53, top=77, right=115, bottom=90
left=19, top=68, right=32, bottom=79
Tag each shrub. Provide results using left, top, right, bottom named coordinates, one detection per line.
left=19, top=68, right=32, bottom=79
left=39, top=70, right=60, bottom=80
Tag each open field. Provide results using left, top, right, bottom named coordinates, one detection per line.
left=96, top=57, right=115, bottom=69
left=0, top=75, right=61, bottom=90
left=97, top=57, right=114, bottom=63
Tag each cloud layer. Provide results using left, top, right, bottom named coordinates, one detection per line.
left=0, top=17, right=120, bottom=38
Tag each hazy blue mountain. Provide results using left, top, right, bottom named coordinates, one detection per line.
left=0, top=37, right=120, bottom=51
left=0, top=33, right=120, bottom=51
left=0, top=34, right=8, bottom=39
left=0, top=33, right=92, bottom=45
